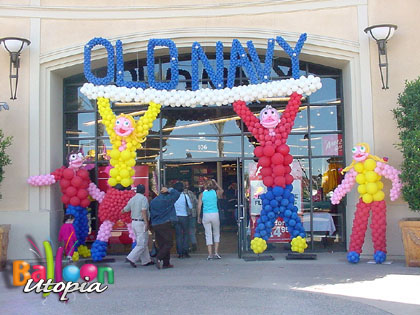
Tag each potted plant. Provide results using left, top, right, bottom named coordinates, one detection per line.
left=0, top=129, right=12, bottom=270
left=393, top=78, right=420, bottom=267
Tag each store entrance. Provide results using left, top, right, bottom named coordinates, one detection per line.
left=162, top=158, right=244, bottom=255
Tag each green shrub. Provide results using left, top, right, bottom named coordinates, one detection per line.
left=0, top=129, right=13, bottom=199
left=392, top=78, right=420, bottom=211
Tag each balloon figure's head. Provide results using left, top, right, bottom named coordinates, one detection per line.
left=259, top=105, right=280, bottom=129
left=352, top=143, right=370, bottom=162
left=67, top=150, right=84, bottom=170
left=114, top=114, right=135, bottom=137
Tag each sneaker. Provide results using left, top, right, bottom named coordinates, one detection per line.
left=162, top=264, right=174, bottom=269
left=206, top=255, right=213, bottom=261
left=126, top=258, right=137, bottom=268
left=143, top=261, right=155, bottom=266
left=214, top=253, right=221, bottom=259
left=153, top=257, right=162, bottom=269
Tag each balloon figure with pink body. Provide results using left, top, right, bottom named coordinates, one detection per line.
left=232, top=34, right=319, bottom=254
left=331, top=143, right=402, bottom=263
left=28, top=150, right=105, bottom=259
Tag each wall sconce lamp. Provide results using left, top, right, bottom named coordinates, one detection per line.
left=364, top=24, right=397, bottom=90
left=0, top=37, right=31, bottom=100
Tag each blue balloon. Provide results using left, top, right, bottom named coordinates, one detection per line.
left=291, top=213, right=298, bottom=220
left=270, top=200, right=279, bottom=207
left=273, top=207, right=280, bottom=214
left=258, top=223, right=265, bottom=230
left=254, top=232, right=261, bottom=238
left=266, top=191, right=274, bottom=200
left=265, top=221, right=274, bottom=229
left=264, top=205, right=273, bottom=212
left=292, top=206, right=298, bottom=212
left=281, top=199, right=289, bottom=206
left=62, top=265, right=80, bottom=282
left=286, top=184, right=293, bottom=192
left=275, top=196, right=283, bottom=202
left=267, top=211, right=275, bottom=219
left=279, top=206, right=286, bottom=213
left=295, top=223, right=302, bottom=230
left=283, top=190, right=291, bottom=199
left=288, top=219, right=296, bottom=226
left=273, top=186, right=284, bottom=196
left=288, top=195, right=295, bottom=203
left=261, top=215, right=268, bottom=222
left=284, top=210, right=292, bottom=218
left=292, top=230, right=300, bottom=237
left=262, top=199, right=270, bottom=206
left=260, top=210, right=267, bottom=216
left=260, top=193, right=266, bottom=200
left=267, top=187, right=273, bottom=191
left=299, top=232, right=306, bottom=238
left=260, top=230, right=267, bottom=236
left=287, top=203, right=294, bottom=210
left=262, top=234, right=269, bottom=241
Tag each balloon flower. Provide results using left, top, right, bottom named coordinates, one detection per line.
left=91, top=98, right=161, bottom=261
left=233, top=93, right=308, bottom=254
left=28, top=150, right=105, bottom=257
left=332, top=143, right=402, bottom=264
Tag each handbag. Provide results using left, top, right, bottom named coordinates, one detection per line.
left=149, top=239, right=158, bottom=257
left=184, top=193, right=192, bottom=216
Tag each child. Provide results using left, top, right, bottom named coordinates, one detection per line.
left=58, top=214, right=78, bottom=261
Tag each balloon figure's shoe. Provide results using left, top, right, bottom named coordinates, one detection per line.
left=91, top=240, right=108, bottom=262
left=347, top=251, right=360, bottom=263
left=374, top=251, right=387, bottom=264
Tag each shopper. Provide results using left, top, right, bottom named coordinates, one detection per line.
left=184, top=181, right=199, bottom=252
left=58, top=214, right=78, bottom=261
left=197, top=179, right=224, bottom=260
left=150, top=186, right=181, bottom=269
left=122, top=184, right=153, bottom=268
left=173, top=182, right=192, bottom=258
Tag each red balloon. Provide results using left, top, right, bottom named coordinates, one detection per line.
left=61, top=195, right=70, bottom=204
left=71, top=176, right=83, bottom=188
left=284, top=165, right=291, bottom=174
left=81, top=180, right=89, bottom=189
left=271, top=153, right=284, bottom=165
left=259, top=156, right=271, bottom=168
left=283, top=154, right=293, bottom=165
left=66, top=186, right=77, bottom=197
left=81, top=198, right=90, bottom=208
left=261, top=167, right=272, bottom=177
left=277, top=144, right=290, bottom=155
left=263, top=176, right=274, bottom=187
left=258, top=128, right=264, bottom=134
left=266, top=141, right=273, bottom=146
left=274, top=176, right=286, bottom=187
left=70, top=196, right=80, bottom=206
left=264, top=135, right=271, bottom=141
left=285, top=174, right=294, bottom=185
left=254, top=146, right=264, bottom=157
left=60, top=179, right=70, bottom=189
left=263, top=146, right=275, bottom=157
left=63, top=168, right=74, bottom=180
left=77, top=169, right=89, bottom=179
left=77, top=189, right=89, bottom=199
left=273, top=165, right=285, bottom=176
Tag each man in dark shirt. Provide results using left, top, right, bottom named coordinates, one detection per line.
left=150, top=186, right=180, bottom=269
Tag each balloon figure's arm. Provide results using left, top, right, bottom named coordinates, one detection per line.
left=136, top=102, right=161, bottom=144
left=275, top=92, right=302, bottom=139
left=97, top=97, right=117, bottom=142
left=232, top=100, right=263, bottom=140
left=27, top=167, right=65, bottom=186
left=331, top=168, right=357, bottom=205
left=88, top=182, right=105, bottom=204
left=375, top=162, right=402, bottom=201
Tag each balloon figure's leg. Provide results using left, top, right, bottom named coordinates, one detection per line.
left=91, top=220, right=114, bottom=261
left=252, top=185, right=307, bottom=254
left=126, top=222, right=137, bottom=250
left=348, top=199, right=371, bottom=263
left=371, top=200, right=387, bottom=264
left=66, top=206, right=90, bottom=257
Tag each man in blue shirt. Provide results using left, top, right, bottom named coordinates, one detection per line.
left=150, top=186, right=180, bottom=269
left=173, top=182, right=193, bottom=259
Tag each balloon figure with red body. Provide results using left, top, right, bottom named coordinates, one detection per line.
left=331, top=143, right=402, bottom=264
left=28, top=150, right=105, bottom=258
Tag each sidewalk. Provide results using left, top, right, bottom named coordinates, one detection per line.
left=1, top=252, right=419, bottom=315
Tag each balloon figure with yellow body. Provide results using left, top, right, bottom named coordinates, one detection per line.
left=90, top=97, right=161, bottom=261
left=331, top=143, right=402, bottom=264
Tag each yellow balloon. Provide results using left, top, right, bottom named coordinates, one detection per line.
left=373, top=190, right=385, bottom=201
left=110, top=159, right=117, bottom=166
left=121, top=150, right=131, bottom=160
left=362, top=193, right=373, bottom=203
left=377, top=181, right=384, bottom=190
left=121, top=178, right=131, bottom=187
left=356, top=174, right=366, bottom=184
left=108, top=178, right=117, bottom=186
left=366, top=182, right=378, bottom=194
left=354, top=162, right=364, bottom=173
left=365, top=171, right=378, bottom=183
left=358, top=184, right=367, bottom=194
left=109, top=168, right=118, bottom=177
left=364, top=159, right=376, bottom=171
left=120, top=169, right=129, bottom=178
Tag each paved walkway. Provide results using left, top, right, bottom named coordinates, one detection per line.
left=1, top=252, right=419, bottom=315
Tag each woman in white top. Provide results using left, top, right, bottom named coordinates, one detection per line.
left=197, top=179, right=224, bottom=260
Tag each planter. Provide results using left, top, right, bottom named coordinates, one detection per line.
left=399, top=218, right=420, bottom=267
left=0, top=224, right=11, bottom=271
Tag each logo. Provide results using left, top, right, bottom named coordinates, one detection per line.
left=13, top=241, right=113, bottom=301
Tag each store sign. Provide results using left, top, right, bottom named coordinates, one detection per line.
left=322, top=134, right=343, bottom=156
left=83, top=34, right=306, bottom=91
